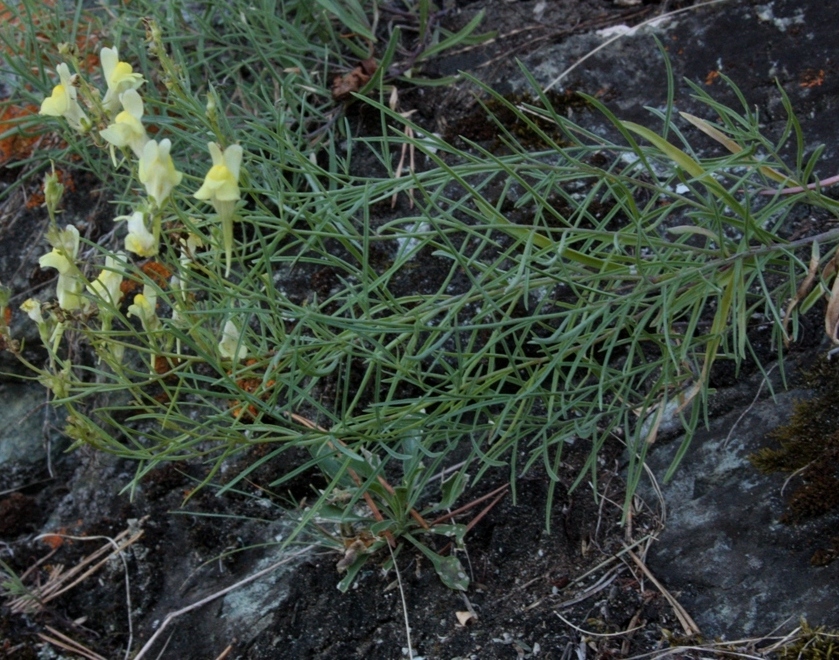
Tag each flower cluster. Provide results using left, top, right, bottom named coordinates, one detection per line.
left=38, top=224, right=83, bottom=311
left=99, top=88, right=147, bottom=158
left=34, top=44, right=249, bottom=366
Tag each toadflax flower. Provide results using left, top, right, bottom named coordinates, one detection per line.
left=86, top=254, right=127, bottom=363
left=127, top=284, right=159, bottom=332
left=100, top=46, right=145, bottom=115
left=20, top=298, right=44, bottom=325
left=194, top=142, right=243, bottom=276
left=139, top=139, right=183, bottom=207
left=117, top=210, right=157, bottom=257
left=218, top=319, right=247, bottom=361
left=38, top=224, right=83, bottom=311
left=100, top=89, right=148, bottom=158
left=39, top=63, right=89, bottom=133
left=20, top=298, right=52, bottom=346
left=86, top=253, right=126, bottom=307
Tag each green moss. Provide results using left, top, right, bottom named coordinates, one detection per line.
left=779, top=620, right=839, bottom=660
left=749, top=358, right=839, bottom=540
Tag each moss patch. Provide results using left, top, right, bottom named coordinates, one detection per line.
left=750, top=358, right=839, bottom=563
left=779, top=620, right=839, bottom=660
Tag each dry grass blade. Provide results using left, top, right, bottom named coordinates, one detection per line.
left=757, top=623, right=802, bottom=655
left=556, top=566, right=624, bottom=610
left=463, top=487, right=508, bottom=535
left=388, top=541, right=414, bottom=659
left=825, top=255, right=839, bottom=344
left=624, top=547, right=700, bottom=637
left=760, top=172, right=839, bottom=195
left=783, top=247, right=819, bottom=344
left=37, top=626, right=108, bottom=660
left=429, top=483, right=509, bottom=526
left=9, top=519, right=145, bottom=615
left=723, top=363, right=777, bottom=449
left=555, top=611, right=645, bottom=638
left=212, top=644, right=234, bottom=660
left=680, top=112, right=788, bottom=183
left=33, top=530, right=142, bottom=606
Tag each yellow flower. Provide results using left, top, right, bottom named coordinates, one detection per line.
left=139, top=139, right=183, bottom=207
left=127, top=285, right=159, bottom=332
left=86, top=253, right=126, bottom=307
left=194, top=142, right=243, bottom=275
left=38, top=225, right=83, bottom=311
left=20, top=298, right=44, bottom=325
left=219, top=319, right=247, bottom=361
left=99, top=89, right=148, bottom=158
left=100, top=46, right=145, bottom=115
left=39, top=64, right=89, bottom=133
left=21, top=298, right=51, bottom=344
left=194, top=142, right=243, bottom=204
left=117, top=210, right=157, bottom=257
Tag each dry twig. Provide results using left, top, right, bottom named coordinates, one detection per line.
left=624, top=547, right=700, bottom=637
left=38, top=625, right=108, bottom=660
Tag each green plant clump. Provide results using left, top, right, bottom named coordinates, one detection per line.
left=2, top=0, right=839, bottom=589
left=779, top=620, right=839, bottom=660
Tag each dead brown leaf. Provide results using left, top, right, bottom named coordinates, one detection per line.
left=331, top=58, right=378, bottom=102
left=783, top=246, right=819, bottom=345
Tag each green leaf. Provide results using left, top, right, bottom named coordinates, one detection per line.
left=622, top=120, right=706, bottom=178
left=430, top=523, right=468, bottom=545
left=405, top=534, right=470, bottom=591
left=336, top=553, right=370, bottom=592
left=417, top=11, right=494, bottom=63
left=438, top=471, right=467, bottom=510
left=622, top=120, right=776, bottom=243
left=680, top=111, right=789, bottom=184
left=313, top=0, right=375, bottom=42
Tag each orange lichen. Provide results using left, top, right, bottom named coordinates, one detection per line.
left=142, top=260, right=172, bottom=285
left=39, top=520, right=83, bottom=549
left=153, top=354, right=181, bottom=378
left=120, top=260, right=173, bottom=297
left=705, top=70, right=720, bottom=86
left=229, top=358, right=276, bottom=421
left=40, top=534, right=65, bottom=549
left=0, top=103, right=41, bottom=165
left=799, top=69, right=825, bottom=89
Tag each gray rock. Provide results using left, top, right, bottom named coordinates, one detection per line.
left=642, top=380, right=839, bottom=638
left=517, top=0, right=839, bottom=170
left=0, top=379, right=50, bottom=466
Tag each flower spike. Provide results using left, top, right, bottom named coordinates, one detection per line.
left=194, top=142, right=243, bottom=275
